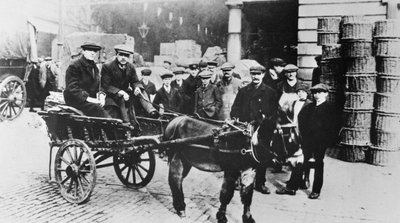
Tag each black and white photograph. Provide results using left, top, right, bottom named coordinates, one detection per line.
left=0, top=0, right=400, bottom=222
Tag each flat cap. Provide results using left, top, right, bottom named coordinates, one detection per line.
left=250, top=65, right=266, bottom=74
left=161, top=72, right=174, bottom=79
left=114, top=44, right=134, bottom=54
left=207, top=61, right=218, bottom=66
left=173, top=67, right=185, bottom=74
left=189, top=63, right=198, bottom=70
left=295, top=83, right=309, bottom=93
left=81, top=42, right=101, bottom=51
left=199, top=61, right=208, bottom=68
left=284, top=64, right=298, bottom=72
left=221, top=62, right=235, bottom=71
left=198, top=70, right=213, bottom=79
left=163, top=60, right=172, bottom=65
left=310, top=83, right=330, bottom=92
left=44, top=57, right=52, bottom=61
left=141, top=68, right=152, bottom=76
left=270, top=57, right=286, bottom=67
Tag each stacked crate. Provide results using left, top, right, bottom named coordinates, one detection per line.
left=339, top=16, right=376, bottom=162
left=317, top=17, right=344, bottom=107
left=368, top=19, right=400, bottom=166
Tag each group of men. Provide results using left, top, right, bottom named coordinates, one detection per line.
left=63, top=42, right=338, bottom=200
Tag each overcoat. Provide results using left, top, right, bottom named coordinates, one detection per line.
left=216, top=77, right=242, bottom=120
left=153, top=87, right=182, bottom=113
left=181, top=75, right=201, bottom=114
left=194, top=84, right=222, bottom=119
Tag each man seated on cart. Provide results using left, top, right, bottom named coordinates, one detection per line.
left=101, top=44, right=159, bottom=128
left=64, top=42, right=110, bottom=118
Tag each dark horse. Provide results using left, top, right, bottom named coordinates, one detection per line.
left=163, top=115, right=290, bottom=223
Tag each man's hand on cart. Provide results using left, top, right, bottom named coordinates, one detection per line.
left=118, top=90, right=130, bottom=101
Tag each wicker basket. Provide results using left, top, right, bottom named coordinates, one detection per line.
left=342, top=22, right=373, bottom=40
left=322, top=44, right=341, bottom=59
left=320, top=59, right=343, bottom=74
left=374, top=92, right=400, bottom=113
left=326, top=90, right=345, bottom=107
left=320, top=74, right=340, bottom=89
left=366, top=146, right=400, bottom=166
left=340, top=127, right=370, bottom=146
left=372, top=111, right=400, bottom=131
left=376, top=57, right=400, bottom=75
left=342, top=109, right=373, bottom=128
left=344, top=92, right=374, bottom=110
left=342, top=40, right=373, bottom=58
left=342, top=15, right=368, bottom=24
left=345, top=74, right=376, bottom=92
left=318, top=17, right=342, bottom=32
left=376, top=75, right=400, bottom=93
left=371, top=128, right=400, bottom=150
left=346, top=57, right=376, bottom=73
left=374, top=38, right=400, bottom=57
left=317, top=32, right=340, bottom=45
left=339, top=143, right=367, bottom=162
left=374, top=19, right=400, bottom=38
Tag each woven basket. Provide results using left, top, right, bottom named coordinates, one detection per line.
left=366, top=146, right=400, bottom=166
left=346, top=57, right=376, bottom=73
left=342, top=40, right=373, bottom=58
left=339, top=143, right=367, bottom=162
left=371, top=128, right=400, bottom=150
left=374, top=92, right=400, bottom=113
left=345, top=74, right=377, bottom=92
left=317, top=32, right=340, bottom=45
left=339, top=127, right=370, bottom=146
left=374, top=19, right=400, bottom=38
left=376, top=75, right=400, bottom=93
left=372, top=111, right=400, bottom=131
left=342, top=109, right=373, bottom=128
left=342, top=15, right=368, bottom=24
left=376, top=57, right=400, bottom=75
left=374, top=38, right=400, bottom=57
left=318, top=17, right=342, bottom=32
left=322, top=44, right=341, bottom=59
left=320, top=74, right=340, bottom=89
left=342, top=22, right=373, bottom=40
left=320, top=59, right=343, bottom=74
left=326, top=90, right=345, bottom=107
left=344, top=92, right=374, bottom=110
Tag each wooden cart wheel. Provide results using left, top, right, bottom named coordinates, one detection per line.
left=54, top=139, right=96, bottom=204
left=0, top=75, right=27, bottom=121
left=113, top=149, right=156, bottom=189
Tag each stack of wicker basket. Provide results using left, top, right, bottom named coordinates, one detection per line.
left=317, top=17, right=344, bottom=107
left=339, top=15, right=376, bottom=162
left=368, top=19, right=400, bottom=166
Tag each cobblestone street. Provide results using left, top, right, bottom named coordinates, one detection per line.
left=0, top=110, right=399, bottom=223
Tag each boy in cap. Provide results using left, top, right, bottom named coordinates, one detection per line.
left=64, top=42, right=110, bottom=118
left=153, top=72, right=183, bottom=114
left=277, top=64, right=302, bottom=114
left=140, top=68, right=157, bottom=99
left=263, top=57, right=286, bottom=90
left=182, top=63, right=202, bottom=115
left=171, top=67, right=185, bottom=94
left=231, top=65, right=279, bottom=195
left=277, top=83, right=338, bottom=199
left=194, top=70, right=222, bottom=119
left=101, top=44, right=159, bottom=128
left=163, top=60, right=172, bottom=70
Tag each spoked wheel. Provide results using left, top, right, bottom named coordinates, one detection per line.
left=113, top=149, right=155, bottom=189
left=0, top=75, right=27, bottom=121
left=54, top=139, right=96, bottom=204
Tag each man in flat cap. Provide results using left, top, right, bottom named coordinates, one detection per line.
left=231, top=65, right=279, bottom=195
left=140, top=68, right=157, bottom=99
left=171, top=67, right=185, bottom=95
left=216, top=62, right=243, bottom=120
left=194, top=70, right=222, bottom=119
left=153, top=72, right=182, bottom=114
left=182, top=63, right=202, bottom=115
left=277, top=64, right=303, bottom=114
left=39, top=56, right=58, bottom=107
left=64, top=42, right=110, bottom=118
left=263, top=57, right=286, bottom=90
left=276, top=83, right=339, bottom=199
left=101, top=44, right=159, bottom=128
left=163, top=60, right=172, bottom=71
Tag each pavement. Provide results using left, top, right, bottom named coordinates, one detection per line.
left=0, top=109, right=399, bottom=223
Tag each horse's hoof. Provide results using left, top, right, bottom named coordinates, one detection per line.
left=242, top=214, right=255, bottom=223
left=177, top=210, right=186, bottom=218
left=216, top=211, right=228, bottom=223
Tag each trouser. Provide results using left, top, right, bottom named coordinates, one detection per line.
left=255, top=164, right=267, bottom=186
left=309, top=160, right=324, bottom=193
left=74, top=102, right=110, bottom=118
left=286, top=163, right=304, bottom=191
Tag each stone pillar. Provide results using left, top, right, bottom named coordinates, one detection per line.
left=226, top=1, right=243, bottom=63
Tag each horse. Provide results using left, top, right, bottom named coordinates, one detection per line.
left=163, top=115, right=294, bottom=223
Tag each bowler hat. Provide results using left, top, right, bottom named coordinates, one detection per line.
left=198, top=70, right=213, bottom=79
left=250, top=65, right=266, bottom=74
left=270, top=58, right=286, bottom=67
left=81, top=42, right=101, bottom=51
left=141, top=68, right=152, bottom=76
left=284, top=64, right=298, bottom=72
left=114, top=44, right=134, bottom=54
left=310, top=83, right=330, bottom=92
left=221, top=62, right=235, bottom=71
left=173, top=67, right=185, bottom=74
left=160, top=72, right=174, bottom=79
